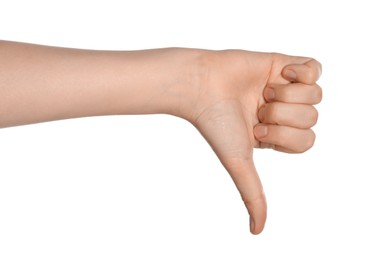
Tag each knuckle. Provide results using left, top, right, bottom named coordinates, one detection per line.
left=294, top=130, right=315, bottom=153
left=308, top=58, right=322, bottom=75
left=241, top=191, right=265, bottom=206
left=309, top=106, right=319, bottom=126
left=310, top=58, right=319, bottom=66
left=313, top=84, right=323, bottom=104
left=305, top=68, right=315, bottom=83
left=314, top=59, right=323, bottom=77
left=303, top=130, right=316, bottom=152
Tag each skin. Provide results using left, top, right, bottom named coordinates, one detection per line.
left=0, top=40, right=322, bottom=235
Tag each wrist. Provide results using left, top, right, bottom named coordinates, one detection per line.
left=158, top=48, right=213, bottom=121
left=113, top=48, right=207, bottom=120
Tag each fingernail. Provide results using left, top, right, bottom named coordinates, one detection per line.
left=250, top=217, right=255, bottom=233
left=265, top=88, right=275, bottom=100
left=254, top=125, right=268, bottom=138
left=285, top=69, right=296, bottom=80
left=258, top=106, right=266, bottom=121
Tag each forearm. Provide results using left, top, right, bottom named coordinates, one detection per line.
left=0, top=41, right=201, bottom=128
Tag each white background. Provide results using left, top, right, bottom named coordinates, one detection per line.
left=0, top=0, right=368, bottom=259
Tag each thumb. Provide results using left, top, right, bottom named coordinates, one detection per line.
left=193, top=100, right=267, bottom=234
left=222, top=156, right=267, bottom=235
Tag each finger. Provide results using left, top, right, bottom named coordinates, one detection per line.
left=264, top=83, right=322, bottom=105
left=254, top=124, right=316, bottom=153
left=273, top=145, right=301, bottom=153
left=282, top=59, right=322, bottom=84
left=258, top=141, right=274, bottom=149
left=221, top=157, right=267, bottom=235
left=259, top=144, right=304, bottom=154
left=258, top=102, right=318, bottom=129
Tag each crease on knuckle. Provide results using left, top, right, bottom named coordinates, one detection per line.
left=241, top=191, right=266, bottom=207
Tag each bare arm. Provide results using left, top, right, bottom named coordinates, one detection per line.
left=0, top=40, right=322, bottom=234
left=0, top=41, right=199, bottom=127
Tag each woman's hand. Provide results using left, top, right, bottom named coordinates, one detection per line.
left=181, top=50, right=322, bottom=234
left=0, top=41, right=322, bottom=234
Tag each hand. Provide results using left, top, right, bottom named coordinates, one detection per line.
left=183, top=50, right=322, bottom=234
left=0, top=42, right=321, bottom=235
